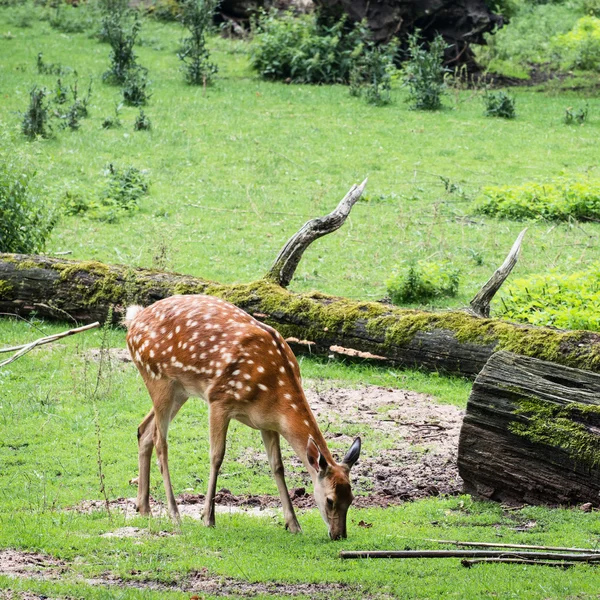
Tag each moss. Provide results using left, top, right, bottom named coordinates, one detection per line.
left=509, top=397, right=600, bottom=468
left=0, top=280, right=14, bottom=298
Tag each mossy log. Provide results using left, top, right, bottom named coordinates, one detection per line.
left=2, top=253, right=600, bottom=378
left=458, top=351, right=600, bottom=506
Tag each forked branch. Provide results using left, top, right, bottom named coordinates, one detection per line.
left=469, top=228, right=527, bottom=318
left=266, top=178, right=368, bottom=287
left=0, top=322, right=100, bottom=367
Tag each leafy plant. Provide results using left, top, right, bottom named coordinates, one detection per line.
left=564, top=103, right=589, bottom=124
left=21, top=86, right=52, bottom=139
left=178, top=0, right=219, bottom=86
left=250, top=11, right=362, bottom=84
left=122, top=66, right=150, bottom=106
left=102, top=8, right=143, bottom=84
left=553, top=16, right=600, bottom=70
left=499, top=266, right=600, bottom=331
left=37, top=52, right=68, bottom=76
left=350, top=40, right=397, bottom=106
left=54, top=77, right=93, bottom=131
left=403, top=32, right=448, bottom=111
left=472, top=177, right=600, bottom=221
left=387, top=261, right=460, bottom=304
left=484, top=90, right=516, bottom=118
left=102, top=104, right=123, bottom=129
left=134, top=109, right=152, bottom=130
left=103, top=164, right=149, bottom=212
left=0, top=148, right=56, bottom=253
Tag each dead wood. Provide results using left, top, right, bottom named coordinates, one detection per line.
left=425, top=539, right=600, bottom=554
left=340, top=550, right=600, bottom=560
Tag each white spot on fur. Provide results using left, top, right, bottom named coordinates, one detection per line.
left=258, top=383, right=268, bottom=391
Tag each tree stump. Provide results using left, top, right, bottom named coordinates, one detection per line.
left=458, top=351, right=600, bottom=506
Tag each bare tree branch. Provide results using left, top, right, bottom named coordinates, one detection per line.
left=469, top=228, right=527, bottom=318
left=266, top=178, right=368, bottom=287
left=0, top=322, right=100, bottom=367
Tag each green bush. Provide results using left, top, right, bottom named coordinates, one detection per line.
left=387, top=261, right=460, bottom=304
left=403, top=32, right=447, bottom=111
left=250, top=12, right=361, bottom=84
left=564, top=103, right=589, bottom=124
left=178, top=0, right=219, bottom=86
left=499, top=266, right=600, bottom=331
left=122, top=66, right=150, bottom=106
left=553, top=16, right=600, bottom=70
left=102, top=8, right=143, bottom=84
left=0, top=148, right=56, bottom=253
left=484, top=90, right=516, bottom=118
left=472, top=177, right=600, bottom=221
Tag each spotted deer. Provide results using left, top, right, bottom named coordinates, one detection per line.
left=125, top=294, right=361, bottom=539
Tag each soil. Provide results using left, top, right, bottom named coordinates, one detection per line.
left=76, top=383, right=464, bottom=518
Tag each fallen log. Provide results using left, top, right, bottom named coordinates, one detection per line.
left=340, top=550, right=600, bottom=561
left=457, top=351, right=600, bottom=505
left=2, top=255, right=600, bottom=378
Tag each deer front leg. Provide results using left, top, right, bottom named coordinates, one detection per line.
left=153, top=404, right=180, bottom=522
left=261, top=429, right=302, bottom=533
left=202, top=405, right=230, bottom=527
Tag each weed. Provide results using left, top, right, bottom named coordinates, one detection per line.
left=404, top=31, right=447, bottom=111
left=101, top=103, right=123, bottom=129
left=484, top=90, right=516, bottom=119
left=53, top=78, right=69, bottom=105
left=387, top=261, right=460, bottom=304
left=36, top=52, right=67, bottom=76
left=103, top=163, right=149, bottom=212
left=122, top=66, right=151, bottom=106
left=564, top=103, right=589, bottom=124
left=21, top=86, right=52, bottom=139
left=178, top=0, right=219, bottom=86
left=0, top=145, right=56, bottom=253
left=102, top=8, right=143, bottom=85
left=133, top=109, right=152, bottom=130
left=350, top=39, right=397, bottom=106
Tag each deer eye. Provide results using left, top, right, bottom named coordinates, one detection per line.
left=326, top=497, right=334, bottom=508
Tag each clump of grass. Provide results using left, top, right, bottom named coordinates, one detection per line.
left=564, top=104, right=589, bottom=124
left=473, top=177, right=600, bottom=221
left=387, top=261, right=460, bottom=304
left=403, top=31, right=447, bottom=111
left=484, top=90, right=516, bottom=119
left=178, top=0, right=219, bottom=86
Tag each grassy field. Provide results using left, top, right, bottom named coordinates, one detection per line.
left=2, top=6, right=600, bottom=599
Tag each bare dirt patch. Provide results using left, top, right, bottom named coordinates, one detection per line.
left=0, top=550, right=65, bottom=579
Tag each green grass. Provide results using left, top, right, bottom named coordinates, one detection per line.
left=1, top=11, right=600, bottom=312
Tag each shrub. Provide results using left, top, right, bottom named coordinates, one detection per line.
left=472, top=177, right=600, bottom=221
left=22, top=86, right=52, bottom=139
left=0, top=149, right=56, bottom=253
left=134, top=109, right=152, bottom=130
left=387, top=261, right=460, bottom=304
left=350, top=40, right=397, bottom=105
left=250, top=12, right=361, bottom=84
left=178, top=0, right=219, bottom=86
left=484, top=90, right=516, bottom=118
left=553, top=16, right=600, bottom=70
left=564, top=104, right=589, bottom=124
left=499, top=266, right=600, bottom=331
left=403, top=32, right=447, bottom=111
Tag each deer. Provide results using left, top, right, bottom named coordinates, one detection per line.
left=125, top=294, right=362, bottom=540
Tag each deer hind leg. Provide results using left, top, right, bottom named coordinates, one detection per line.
left=135, top=409, right=155, bottom=516
left=261, top=430, right=302, bottom=533
left=144, top=379, right=188, bottom=521
left=202, top=402, right=230, bottom=528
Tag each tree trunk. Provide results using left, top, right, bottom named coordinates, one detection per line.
left=458, top=351, right=600, bottom=506
left=2, top=254, right=600, bottom=379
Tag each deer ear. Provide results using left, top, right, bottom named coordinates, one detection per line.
left=306, top=437, right=328, bottom=475
left=343, top=437, right=361, bottom=469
